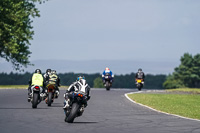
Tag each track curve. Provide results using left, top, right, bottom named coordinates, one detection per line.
left=0, top=89, right=200, bottom=133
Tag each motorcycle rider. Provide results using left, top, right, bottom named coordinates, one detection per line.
left=28, top=69, right=45, bottom=102
left=46, top=70, right=60, bottom=97
left=63, top=76, right=91, bottom=110
left=43, top=69, right=51, bottom=83
left=135, top=68, right=145, bottom=84
left=102, top=67, right=114, bottom=85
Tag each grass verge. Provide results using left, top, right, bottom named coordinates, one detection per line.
left=128, top=90, right=200, bottom=120
left=0, top=85, right=68, bottom=89
left=0, top=85, right=28, bottom=89
left=167, top=88, right=200, bottom=94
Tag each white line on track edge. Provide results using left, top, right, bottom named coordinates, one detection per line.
left=125, top=91, right=200, bottom=122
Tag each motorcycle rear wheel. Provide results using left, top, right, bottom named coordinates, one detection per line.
left=65, top=103, right=80, bottom=123
left=47, top=92, right=53, bottom=106
left=32, top=92, right=39, bottom=108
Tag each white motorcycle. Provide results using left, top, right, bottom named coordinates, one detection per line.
left=30, top=85, right=43, bottom=108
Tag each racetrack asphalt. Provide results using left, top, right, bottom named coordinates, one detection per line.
left=0, top=89, right=200, bottom=133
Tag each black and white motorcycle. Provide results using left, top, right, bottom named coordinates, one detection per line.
left=64, top=80, right=89, bottom=123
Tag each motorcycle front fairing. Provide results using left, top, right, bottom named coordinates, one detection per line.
left=104, top=73, right=112, bottom=81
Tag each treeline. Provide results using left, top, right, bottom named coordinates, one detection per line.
left=0, top=72, right=166, bottom=89
left=163, top=53, right=200, bottom=89
left=1, top=53, right=199, bottom=89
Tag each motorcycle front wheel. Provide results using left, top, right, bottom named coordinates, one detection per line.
left=106, top=81, right=110, bottom=91
left=137, top=84, right=142, bottom=91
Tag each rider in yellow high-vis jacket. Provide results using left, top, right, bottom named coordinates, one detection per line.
left=31, top=73, right=44, bottom=86
left=28, top=69, right=45, bottom=102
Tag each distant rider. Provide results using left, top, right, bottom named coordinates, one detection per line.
left=43, top=69, right=51, bottom=84
left=46, top=70, right=60, bottom=97
left=43, top=69, right=51, bottom=95
left=102, top=67, right=114, bottom=85
left=135, top=68, right=145, bottom=84
left=63, top=76, right=91, bottom=110
left=28, top=69, right=45, bottom=102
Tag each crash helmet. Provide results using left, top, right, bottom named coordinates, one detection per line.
left=46, top=69, right=51, bottom=73
left=138, top=68, right=142, bottom=72
left=105, top=67, right=110, bottom=71
left=35, top=69, right=41, bottom=74
left=77, top=76, right=85, bottom=81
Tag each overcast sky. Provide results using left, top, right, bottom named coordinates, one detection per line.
left=1, top=0, right=200, bottom=74
left=29, top=0, right=200, bottom=61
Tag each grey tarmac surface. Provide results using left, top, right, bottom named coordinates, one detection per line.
left=0, top=89, right=200, bottom=133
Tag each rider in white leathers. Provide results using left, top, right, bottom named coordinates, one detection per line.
left=63, top=76, right=91, bottom=109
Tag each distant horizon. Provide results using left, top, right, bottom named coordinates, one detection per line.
left=0, top=59, right=179, bottom=75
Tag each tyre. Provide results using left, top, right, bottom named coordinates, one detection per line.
left=106, top=81, right=110, bottom=91
left=32, top=92, right=39, bottom=108
left=65, top=103, right=80, bottom=123
left=137, top=84, right=142, bottom=91
left=47, top=92, right=52, bottom=106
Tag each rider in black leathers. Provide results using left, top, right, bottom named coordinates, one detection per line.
left=43, top=69, right=51, bottom=84
left=135, top=68, right=145, bottom=83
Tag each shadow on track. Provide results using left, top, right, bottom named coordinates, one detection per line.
left=72, top=121, right=98, bottom=124
left=50, top=105, right=63, bottom=107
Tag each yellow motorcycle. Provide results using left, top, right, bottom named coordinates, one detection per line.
left=136, top=79, right=144, bottom=91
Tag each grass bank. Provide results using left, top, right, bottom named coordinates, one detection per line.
left=127, top=88, right=200, bottom=120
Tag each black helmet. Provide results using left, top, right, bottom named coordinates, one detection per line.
left=46, top=69, right=51, bottom=73
left=138, top=68, right=142, bottom=72
left=35, top=69, right=41, bottom=74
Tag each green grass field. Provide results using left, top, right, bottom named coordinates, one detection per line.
left=0, top=85, right=28, bottom=89
left=128, top=88, right=200, bottom=120
left=0, top=85, right=68, bottom=89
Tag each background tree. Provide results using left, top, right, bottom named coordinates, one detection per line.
left=0, top=0, right=46, bottom=71
left=0, top=72, right=166, bottom=89
left=93, top=77, right=104, bottom=88
left=163, top=74, right=185, bottom=89
left=163, top=53, right=200, bottom=89
left=193, top=54, right=200, bottom=87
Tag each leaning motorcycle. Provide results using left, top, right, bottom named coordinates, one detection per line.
left=136, top=79, right=144, bottom=91
left=103, top=73, right=112, bottom=91
left=45, top=84, right=58, bottom=106
left=30, top=85, right=43, bottom=108
left=64, top=91, right=87, bottom=123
